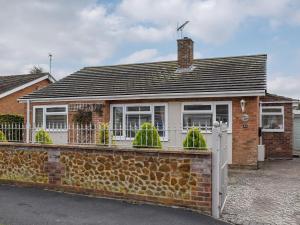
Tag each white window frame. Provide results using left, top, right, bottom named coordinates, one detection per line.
left=33, top=105, right=68, bottom=131
left=110, top=103, right=168, bottom=141
left=181, top=101, right=232, bottom=133
left=261, top=106, right=284, bottom=132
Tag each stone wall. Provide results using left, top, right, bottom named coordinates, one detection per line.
left=0, top=143, right=212, bottom=214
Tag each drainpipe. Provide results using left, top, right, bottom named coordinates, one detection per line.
left=26, top=100, right=31, bottom=143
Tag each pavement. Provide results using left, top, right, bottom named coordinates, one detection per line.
left=222, top=158, right=300, bottom=225
left=0, top=184, right=229, bottom=225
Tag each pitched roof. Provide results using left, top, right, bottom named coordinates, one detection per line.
left=0, top=73, right=53, bottom=96
left=20, top=54, right=267, bottom=101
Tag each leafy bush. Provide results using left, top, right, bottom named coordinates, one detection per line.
left=183, top=127, right=207, bottom=150
left=0, top=131, right=7, bottom=142
left=0, top=114, right=24, bottom=142
left=72, top=110, right=93, bottom=124
left=35, top=129, right=53, bottom=144
left=0, top=114, right=24, bottom=123
left=98, top=123, right=110, bottom=145
left=133, top=123, right=162, bottom=148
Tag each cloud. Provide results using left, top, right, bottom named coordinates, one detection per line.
left=268, top=74, right=300, bottom=99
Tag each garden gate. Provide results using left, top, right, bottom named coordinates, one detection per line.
left=212, top=121, right=228, bottom=219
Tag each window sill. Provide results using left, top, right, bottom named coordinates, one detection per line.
left=262, top=129, right=284, bottom=133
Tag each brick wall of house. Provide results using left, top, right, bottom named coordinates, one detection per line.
left=0, top=143, right=213, bottom=214
left=261, top=96, right=293, bottom=159
left=0, top=79, right=50, bottom=116
left=231, top=97, right=259, bottom=168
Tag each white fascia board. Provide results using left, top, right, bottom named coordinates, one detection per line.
left=18, top=90, right=266, bottom=103
left=0, top=75, right=53, bottom=99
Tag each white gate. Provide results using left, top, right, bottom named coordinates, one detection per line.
left=212, top=121, right=228, bottom=218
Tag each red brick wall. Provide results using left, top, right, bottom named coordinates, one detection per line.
left=232, top=97, right=259, bottom=168
left=0, top=79, right=50, bottom=116
left=261, top=96, right=293, bottom=159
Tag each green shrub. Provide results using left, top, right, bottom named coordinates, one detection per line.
left=183, top=127, right=207, bottom=150
left=0, top=114, right=24, bottom=123
left=0, top=115, right=24, bottom=142
left=0, top=131, right=7, bottom=142
left=133, top=123, right=162, bottom=148
left=98, top=123, right=110, bottom=145
left=35, top=129, right=53, bottom=144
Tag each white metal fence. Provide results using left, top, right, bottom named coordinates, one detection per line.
left=0, top=123, right=214, bottom=149
left=212, top=122, right=228, bottom=219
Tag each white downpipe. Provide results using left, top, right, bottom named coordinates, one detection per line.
left=26, top=100, right=30, bottom=143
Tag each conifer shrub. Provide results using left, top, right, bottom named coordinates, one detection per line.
left=0, top=131, right=7, bottom=142
left=35, top=129, right=53, bottom=144
left=133, top=122, right=162, bottom=148
left=183, top=127, right=207, bottom=150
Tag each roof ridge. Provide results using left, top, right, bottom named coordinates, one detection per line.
left=84, top=54, right=267, bottom=69
left=0, top=72, right=50, bottom=78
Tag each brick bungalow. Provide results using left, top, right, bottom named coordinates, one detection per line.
left=0, top=73, right=55, bottom=115
left=19, top=37, right=294, bottom=168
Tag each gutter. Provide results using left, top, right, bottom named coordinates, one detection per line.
left=19, top=90, right=266, bottom=103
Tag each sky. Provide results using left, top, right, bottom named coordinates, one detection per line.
left=0, top=0, right=299, bottom=99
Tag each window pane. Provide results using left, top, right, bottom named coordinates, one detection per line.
left=126, top=106, right=150, bottom=112
left=126, top=106, right=140, bottom=112
left=126, top=114, right=139, bottom=137
left=184, top=105, right=211, bottom=111
left=140, top=106, right=151, bottom=111
left=183, top=114, right=212, bottom=128
left=154, top=106, right=165, bottom=137
left=46, top=115, right=67, bottom=129
left=216, top=104, right=229, bottom=126
left=35, top=108, right=43, bottom=128
left=113, top=107, right=123, bottom=136
left=262, top=108, right=282, bottom=113
left=262, top=115, right=283, bottom=130
left=46, top=107, right=66, bottom=113
left=126, top=114, right=151, bottom=137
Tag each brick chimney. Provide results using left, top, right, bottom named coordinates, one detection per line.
left=177, top=37, right=194, bottom=69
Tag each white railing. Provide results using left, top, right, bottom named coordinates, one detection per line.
left=0, top=123, right=215, bottom=150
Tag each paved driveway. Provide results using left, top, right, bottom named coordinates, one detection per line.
left=222, top=158, right=300, bottom=225
left=0, top=184, right=228, bottom=225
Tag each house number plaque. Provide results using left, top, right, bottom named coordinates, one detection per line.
left=241, top=114, right=249, bottom=128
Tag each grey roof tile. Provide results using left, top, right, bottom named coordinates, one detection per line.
left=0, top=73, right=50, bottom=95
left=20, top=54, right=267, bottom=100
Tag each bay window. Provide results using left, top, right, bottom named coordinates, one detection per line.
left=111, top=104, right=167, bottom=139
left=182, top=102, right=231, bottom=131
left=261, top=106, right=284, bottom=132
left=33, top=105, right=68, bottom=130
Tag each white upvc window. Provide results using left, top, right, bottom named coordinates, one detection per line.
left=110, top=103, right=168, bottom=140
left=33, top=105, right=68, bottom=130
left=181, top=101, right=232, bottom=132
left=261, top=106, right=284, bottom=132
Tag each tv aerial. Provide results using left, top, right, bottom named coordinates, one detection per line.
left=177, top=21, right=189, bottom=38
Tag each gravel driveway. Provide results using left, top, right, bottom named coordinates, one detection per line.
left=222, top=158, right=300, bottom=225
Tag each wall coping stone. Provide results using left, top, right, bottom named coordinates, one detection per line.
left=0, top=142, right=211, bottom=157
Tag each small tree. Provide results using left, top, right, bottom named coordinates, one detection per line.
left=30, top=66, right=44, bottom=74
left=183, top=127, right=207, bottom=150
left=0, top=131, right=7, bottom=142
left=98, top=123, right=110, bottom=145
left=133, top=123, right=162, bottom=148
left=35, top=129, right=53, bottom=144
